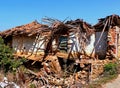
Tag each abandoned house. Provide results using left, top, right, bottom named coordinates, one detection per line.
left=1, top=15, right=120, bottom=61
left=0, top=19, right=95, bottom=61
left=1, top=15, right=120, bottom=85
left=94, top=14, right=120, bottom=59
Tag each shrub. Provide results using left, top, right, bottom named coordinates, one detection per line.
left=29, top=83, right=36, bottom=88
left=104, top=62, right=117, bottom=75
left=0, top=37, right=27, bottom=73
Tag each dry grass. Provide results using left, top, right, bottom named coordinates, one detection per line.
left=6, top=71, right=16, bottom=82
left=0, top=70, right=4, bottom=81
left=88, top=74, right=118, bottom=88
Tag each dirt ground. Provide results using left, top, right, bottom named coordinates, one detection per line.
left=102, top=74, right=120, bottom=88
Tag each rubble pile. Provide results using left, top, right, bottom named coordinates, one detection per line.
left=25, top=55, right=91, bottom=87
left=16, top=55, right=115, bottom=87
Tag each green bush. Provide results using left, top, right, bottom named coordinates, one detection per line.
left=30, top=83, right=36, bottom=88
left=0, top=37, right=27, bottom=73
left=104, top=62, right=117, bottom=75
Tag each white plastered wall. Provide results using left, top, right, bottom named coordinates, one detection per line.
left=68, top=32, right=95, bottom=55
left=12, top=35, right=35, bottom=54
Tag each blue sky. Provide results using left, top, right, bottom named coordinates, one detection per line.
left=0, top=0, right=120, bottom=31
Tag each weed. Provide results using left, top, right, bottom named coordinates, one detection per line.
left=104, top=62, right=117, bottom=75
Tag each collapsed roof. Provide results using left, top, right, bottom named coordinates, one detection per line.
left=42, top=18, right=94, bottom=58
left=65, top=19, right=94, bottom=36
left=0, top=18, right=94, bottom=39
left=1, top=14, right=120, bottom=38
left=0, top=21, right=49, bottom=38
left=42, top=18, right=94, bottom=35
left=94, top=14, right=120, bottom=32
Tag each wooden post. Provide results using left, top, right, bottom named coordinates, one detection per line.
left=115, top=26, right=119, bottom=57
